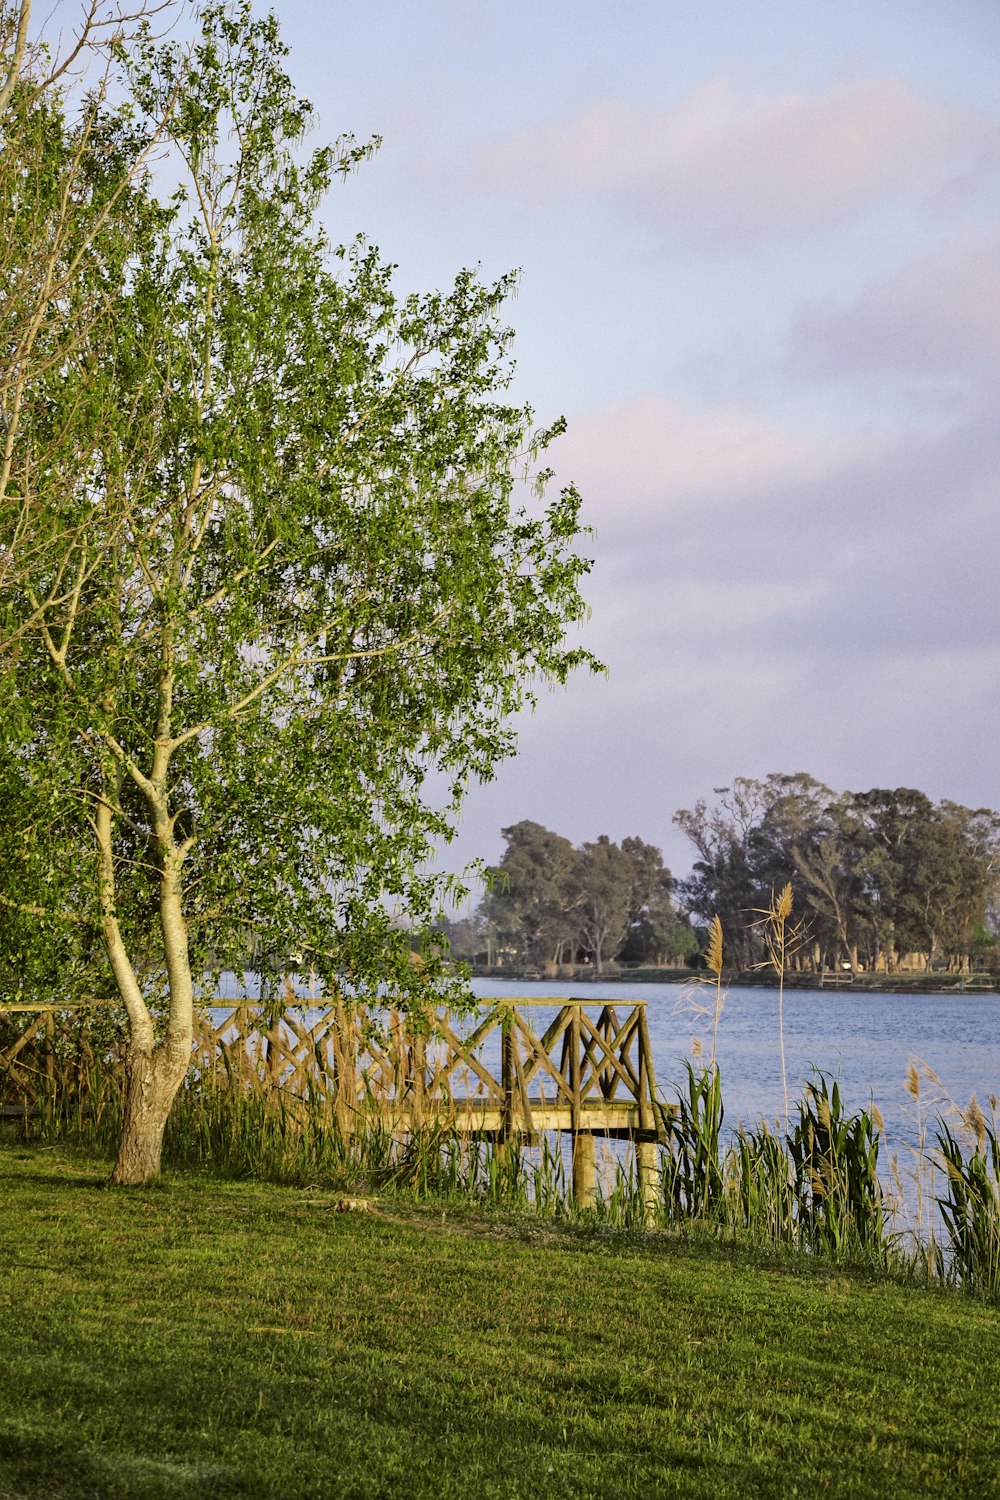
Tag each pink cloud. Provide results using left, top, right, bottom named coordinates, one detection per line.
left=477, top=74, right=1000, bottom=237
left=555, top=393, right=858, bottom=534
left=789, top=229, right=1000, bottom=377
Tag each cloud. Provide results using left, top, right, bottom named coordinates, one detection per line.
left=556, top=393, right=861, bottom=535
left=444, top=422, right=1000, bottom=877
left=552, top=390, right=1000, bottom=682
left=476, top=73, right=1000, bottom=242
left=787, top=229, right=1000, bottom=380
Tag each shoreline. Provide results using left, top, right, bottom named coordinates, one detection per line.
left=468, top=967, right=1000, bottom=996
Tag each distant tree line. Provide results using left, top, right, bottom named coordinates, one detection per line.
left=444, top=822, right=695, bottom=974
left=674, top=774, right=1000, bottom=974
left=444, top=775, right=1000, bottom=976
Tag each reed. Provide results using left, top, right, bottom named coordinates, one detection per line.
left=662, top=1060, right=725, bottom=1224
left=658, top=1066, right=889, bottom=1263
left=671, top=915, right=728, bottom=1072
left=786, top=1073, right=888, bottom=1262
left=730, top=1122, right=797, bottom=1244
left=160, top=1071, right=510, bottom=1203
left=897, top=1055, right=955, bottom=1276
left=751, top=883, right=807, bottom=1129
left=704, top=915, right=726, bottom=1069
left=531, top=1133, right=571, bottom=1214
left=934, top=1097, right=1000, bottom=1298
left=0, top=1006, right=126, bottom=1140
left=6, top=993, right=1000, bottom=1296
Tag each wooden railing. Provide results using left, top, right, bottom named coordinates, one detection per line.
left=0, top=997, right=668, bottom=1210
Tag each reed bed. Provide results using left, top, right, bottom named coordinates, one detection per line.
left=3, top=998, right=999, bottom=1300
left=934, top=1100, right=1000, bottom=1298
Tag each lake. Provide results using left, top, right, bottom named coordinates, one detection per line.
left=213, top=969, right=999, bottom=1166
left=470, top=977, right=1000, bottom=1159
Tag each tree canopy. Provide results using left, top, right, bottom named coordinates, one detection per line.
left=460, top=775, right=1000, bottom=978
left=0, top=1, right=596, bottom=1180
left=675, top=775, right=1000, bottom=974
left=475, top=822, right=691, bottom=973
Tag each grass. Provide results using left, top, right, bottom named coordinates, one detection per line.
left=7, top=998, right=1000, bottom=1291
left=9, top=1032, right=999, bottom=1291
left=2, top=1142, right=1000, bottom=1499
left=935, top=1099, right=1000, bottom=1298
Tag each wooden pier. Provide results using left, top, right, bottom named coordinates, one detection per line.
left=0, top=996, right=668, bottom=1213
left=402, top=999, right=663, bottom=1212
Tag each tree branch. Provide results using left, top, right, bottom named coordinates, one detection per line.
left=0, top=0, right=32, bottom=115
left=0, top=893, right=87, bottom=925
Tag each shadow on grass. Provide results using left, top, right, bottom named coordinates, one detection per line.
left=0, top=1167, right=114, bottom=1190
left=0, top=1422, right=250, bottom=1500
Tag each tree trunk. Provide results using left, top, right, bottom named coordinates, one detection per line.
left=110, top=1034, right=191, bottom=1185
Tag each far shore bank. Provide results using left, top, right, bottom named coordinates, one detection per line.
left=468, top=966, right=1000, bottom=996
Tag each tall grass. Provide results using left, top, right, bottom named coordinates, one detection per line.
left=705, top=914, right=726, bottom=1069
left=656, top=1062, right=891, bottom=1264
left=159, top=1069, right=540, bottom=1205
left=751, top=883, right=807, bottom=1128
left=4, top=973, right=1000, bottom=1297
left=0, top=1006, right=126, bottom=1142
left=732, top=1121, right=797, bottom=1244
left=934, top=1097, right=1000, bottom=1297
left=662, top=1060, right=725, bottom=1223
left=787, top=1072, right=888, bottom=1261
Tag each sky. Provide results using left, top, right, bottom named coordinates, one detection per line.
left=276, top=1, right=999, bottom=887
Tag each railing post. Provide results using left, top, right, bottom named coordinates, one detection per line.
left=570, top=1005, right=596, bottom=1210
left=498, top=1005, right=517, bottom=1174
left=501, top=1008, right=514, bottom=1122
left=332, top=1000, right=355, bottom=1141
left=411, top=1026, right=426, bottom=1131
left=636, top=1004, right=660, bottom=1227
left=572, top=1131, right=596, bottom=1209
left=44, top=1010, right=56, bottom=1125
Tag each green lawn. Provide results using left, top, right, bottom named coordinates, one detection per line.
left=1, top=1143, right=998, bottom=1499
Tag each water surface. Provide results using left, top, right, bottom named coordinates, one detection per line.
left=471, top=977, right=1000, bottom=1157
left=212, top=970, right=999, bottom=1159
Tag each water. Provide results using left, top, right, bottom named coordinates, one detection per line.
left=209, top=971, right=999, bottom=1227
left=470, top=977, right=1000, bottom=1159
left=211, top=971, right=999, bottom=1152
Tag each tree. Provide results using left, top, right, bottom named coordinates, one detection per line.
left=848, top=792, right=1000, bottom=972
left=479, top=826, right=691, bottom=971
left=617, top=836, right=690, bottom=966
left=849, top=788, right=936, bottom=971
left=749, top=774, right=844, bottom=969
left=791, top=805, right=865, bottom=971
left=674, top=775, right=1000, bottom=975
left=1, top=0, right=174, bottom=653
left=1, top=0, right=180, bottom=1000
left=437, top=914, right=489, bottom=967
left=2, top=1, right=152, bottom=115
left=0, top=3, right=596, bottom=1182
left=674, top=780, right=767, bottom=968
left=481, top=821, right=581, bottom=968
left=574, top=836, right=633, bottom=974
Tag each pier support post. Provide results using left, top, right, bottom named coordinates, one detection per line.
left=572, top=1131, right=596, bottom=1210
left=637, top=1139, right=660, bottom=1228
